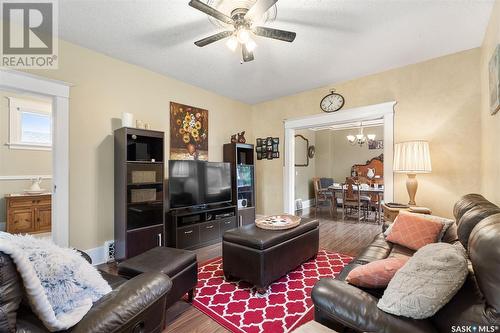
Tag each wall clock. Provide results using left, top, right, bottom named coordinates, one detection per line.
left=320, top=89, right=345, bottom=113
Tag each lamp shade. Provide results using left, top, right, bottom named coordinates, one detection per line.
left=393, top=141, right=432, bottom=173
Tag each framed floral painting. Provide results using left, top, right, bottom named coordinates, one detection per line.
left=170, top=102, right=208, bottom=160
left=489, top=44, right=500, bottom=115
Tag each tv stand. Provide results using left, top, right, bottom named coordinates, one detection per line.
left=166, top=204, right=237, bottom=250
left=191, top=204, right=208, bottom=210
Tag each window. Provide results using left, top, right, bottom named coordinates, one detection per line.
left=8, top=97, right=52, bottom=150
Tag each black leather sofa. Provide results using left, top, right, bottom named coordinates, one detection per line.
left=0, top=250, right=172, bottom=333
left=311, top=194, right=500, bottom=333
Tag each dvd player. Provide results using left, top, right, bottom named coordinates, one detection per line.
left=215, top=212, right=235, bottom=219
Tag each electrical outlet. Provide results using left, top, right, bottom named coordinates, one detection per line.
left=104, top=240, right=115, bottom=263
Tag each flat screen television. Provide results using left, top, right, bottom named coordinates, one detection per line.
left=168, top=160, right=232, bottom=209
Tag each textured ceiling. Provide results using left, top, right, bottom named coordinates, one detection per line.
left=59, top=0, right=494, bottom=104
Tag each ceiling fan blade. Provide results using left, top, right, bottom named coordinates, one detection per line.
left=244, top=0, right=278, bottom=22
left=253, top=26, right=296, bottom=42
left=194, top=31, right=233, bottom=47
left=189, top=0, right=233, bottom=25
left=242, top=44, right=254, bottom=62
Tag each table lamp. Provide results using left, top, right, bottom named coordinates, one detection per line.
left=393, top=141, right=432, bottom=206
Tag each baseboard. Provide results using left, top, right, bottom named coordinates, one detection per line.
left=85, top=245, right=108, bottom=266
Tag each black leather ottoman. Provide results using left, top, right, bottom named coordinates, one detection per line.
left=223, top=217, right=319, bottom=293
left=118, top=247, right=197, bottom=308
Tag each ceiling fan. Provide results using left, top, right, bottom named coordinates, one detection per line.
left=189, top=0, right=296, bottom=62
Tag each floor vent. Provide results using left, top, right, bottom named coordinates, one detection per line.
left=104, top=240, right=115, bottom=263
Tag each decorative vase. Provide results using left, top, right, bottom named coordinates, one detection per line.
left=122, top=112, right=133, bottom=127
left=367, top=168, right=375, bottom=179
left=30, top=177, right=42, bottom=191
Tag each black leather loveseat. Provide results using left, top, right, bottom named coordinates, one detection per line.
left=311, top=194, right=500, bottom=333
left=0, top=250, right=172, bottom=333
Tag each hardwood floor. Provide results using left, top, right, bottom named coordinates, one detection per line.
left=99, top=208, right=382, bottom=333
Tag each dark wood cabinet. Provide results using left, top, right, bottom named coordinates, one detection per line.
left=126, top=225, right=164, bottom=259
left=167, top=205, right=237, bottom=250
left=115, top=127, right=165, bottom=261
left=238, top=206, right=256, bottom=227
left=223, top=143, right=256, bottom=226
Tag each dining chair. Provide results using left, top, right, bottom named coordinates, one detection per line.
left=313, top=177, right=334, bottom=216
left=342, top=177, right=370, bottom=222
left=356, top=176, right=380, bottom=223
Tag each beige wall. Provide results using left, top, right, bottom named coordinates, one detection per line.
left=252, top=48, right=482, bottom=218
left=315, top=126, right=384, bottom=183
left=314, top=130, right=335, bottom=180
left=28, top=40, right=252, bottom=250
left=481, top=0, right=500, bottom=206
left=294, top=129, right=315, bottom=202
left=0, top=92, right=52, bottom=225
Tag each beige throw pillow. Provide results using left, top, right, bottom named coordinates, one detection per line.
left=377, top=242, right=468, bottom=319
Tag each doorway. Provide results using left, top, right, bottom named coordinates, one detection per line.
left=283, top=101, right=396, bottom=214
left=0, top=69, right=70, bottom=247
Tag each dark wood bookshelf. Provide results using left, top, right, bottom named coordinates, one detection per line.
left=223, top=143, right=256, bottom=226
left=114, top=127, right=165, bottom=261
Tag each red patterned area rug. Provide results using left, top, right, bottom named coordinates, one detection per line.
left=192, top=250, right=353, bottom=333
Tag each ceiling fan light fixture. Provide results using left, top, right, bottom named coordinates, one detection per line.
left=367, top=134, right=376, bottom=141
left=226, top=35, right=238, bottom=51
left=237, top=28, right=251, bottom=44
left=245, top=38, right=257, bottom=52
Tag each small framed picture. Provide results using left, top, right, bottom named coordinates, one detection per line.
left=272, top=152, right=279, bottom=158
left=256, top=138, right=262, bottom=146
left=257, top=153, right=262, bottom=160
left=272, top=144, right=278, bottom=152
left=266, top=137, right=273, bottom=145
left=256, top=146, right=262, bottom=153
left=273, top=137, right=279, bottom=144
left=267, top=152, right=273, bottom=159
left=266, top=145, right=272, bottom=151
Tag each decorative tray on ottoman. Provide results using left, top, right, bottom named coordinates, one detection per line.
left=255, top=214, right=301, bottom=230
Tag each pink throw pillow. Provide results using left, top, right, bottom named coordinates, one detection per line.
left=386, top=213, right=444, bottom=250
left=346, top=257, right=410, bottom=288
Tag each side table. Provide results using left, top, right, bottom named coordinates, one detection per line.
left=382, top=204, right=432, bottom=224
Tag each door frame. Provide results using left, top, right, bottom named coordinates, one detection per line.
left=283, top=101, right=396, bottom=214
left=0, top=69, right=71, bottom=247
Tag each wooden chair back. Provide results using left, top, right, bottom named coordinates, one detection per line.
left=344, top=177, right=358, bottom=202
left=313, top=177, right=321, bottom=202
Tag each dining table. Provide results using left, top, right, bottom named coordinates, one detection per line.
left=327, top=184, right=385, bottom=224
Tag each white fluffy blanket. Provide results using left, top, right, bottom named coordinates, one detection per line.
left=0, top=232, right=111, bottom=332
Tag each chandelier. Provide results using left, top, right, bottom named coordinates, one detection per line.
left=347, top=127, right=376, bottom=147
